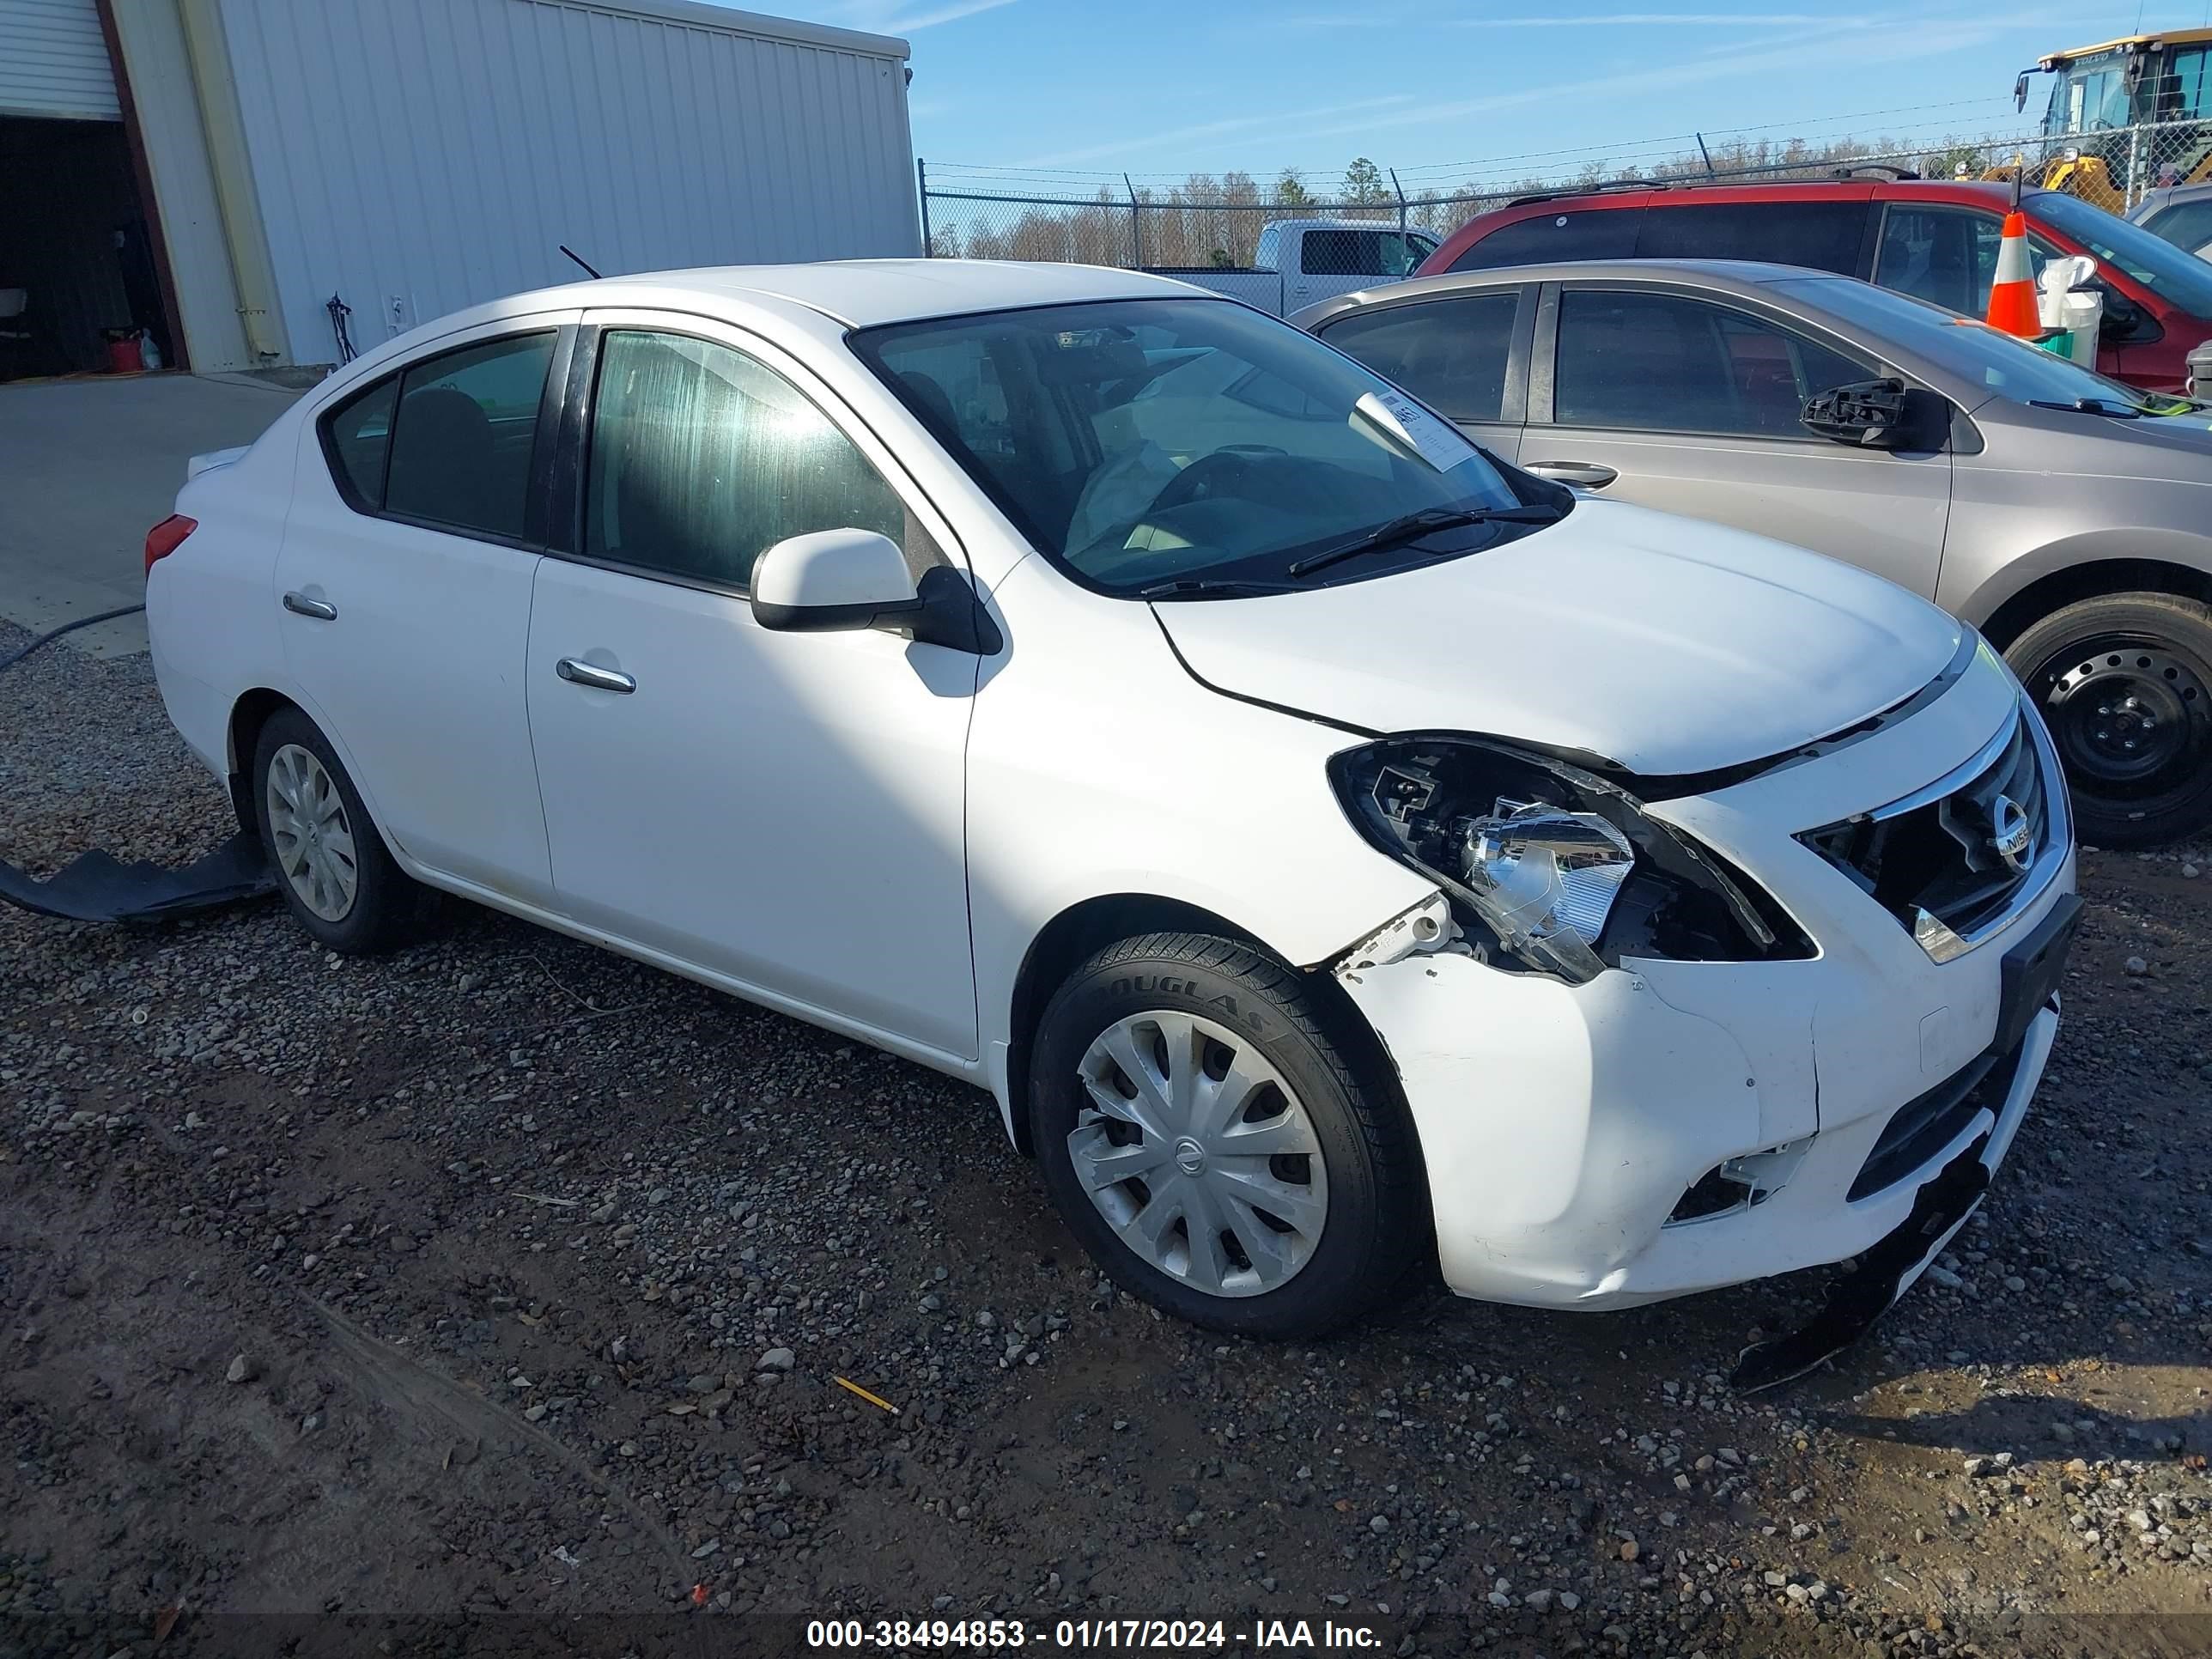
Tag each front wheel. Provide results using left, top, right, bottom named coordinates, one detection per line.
left=2005, top=592, right=2212, bottom=848
left=1027, top=933, right=1424, bottom=1339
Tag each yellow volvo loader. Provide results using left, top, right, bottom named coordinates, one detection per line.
left=1998, top=29, right=2212, bottom=209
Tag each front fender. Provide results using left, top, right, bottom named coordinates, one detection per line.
left=964, top=559, right=1432, bottom=1131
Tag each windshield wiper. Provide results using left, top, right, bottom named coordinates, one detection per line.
left=1285, top=504, right=1565, bottom=579
left=2027, top=396, right=2143, bottom=419
left=1136, top=577, right=1306, bottom=600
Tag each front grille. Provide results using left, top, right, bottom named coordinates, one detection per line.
left=1798, top=707, right=2055, bottom=956
left=1849, top=1030, right=2028, bottom=1201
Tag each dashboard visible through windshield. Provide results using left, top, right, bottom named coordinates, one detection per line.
left=852, top=297, right=1558, bottom=596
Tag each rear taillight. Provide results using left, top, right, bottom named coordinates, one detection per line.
left=144, top=514, right=197, bottom=574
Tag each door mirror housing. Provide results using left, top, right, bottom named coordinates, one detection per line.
left=1801, top=379, right=1912, bottom=447
left=2088, top=281, right=2159, bottom=343
left=750, top=527, right=1000, bottom=654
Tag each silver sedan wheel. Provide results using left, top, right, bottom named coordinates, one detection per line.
left=265, top=743, right=358, bottom=922
left=1071, top=1010, right=1328, bottom=1297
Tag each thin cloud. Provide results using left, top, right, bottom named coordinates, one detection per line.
left=887, top=0, right=1021, bottom=28
left=1291, top=15, right=2014, bottom=149
left=1023, top=94, right=1421, bottom=168
left=1466, top=11, right=1833, bottom=22
left=817, top=0, right=1021, bottom=32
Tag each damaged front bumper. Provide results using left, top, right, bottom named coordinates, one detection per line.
left=1328, top=661, right=2077, bottom=1353
left=1336, top=900, right=2064, bottom=1315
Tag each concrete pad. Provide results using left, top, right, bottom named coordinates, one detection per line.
left=0, top=374, right=302, bottom=658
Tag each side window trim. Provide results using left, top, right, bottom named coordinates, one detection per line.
left=312, top=319, right=576, bottom=552
left=1501, top=281, right=1539, bottom=425
left=547, top=309, right=972, bottom=600
left=1527, top=283, right=1559, bottom=425
left=1539, top=281, right=1902, bottom=445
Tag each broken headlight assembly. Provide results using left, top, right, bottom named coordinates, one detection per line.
left=1328, top=735, right=1813, bottom=983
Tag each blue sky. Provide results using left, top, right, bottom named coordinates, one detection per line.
left=776, top=0, right=2208, bottom=193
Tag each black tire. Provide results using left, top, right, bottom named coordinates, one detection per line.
left=1027, top=932, right=1424, bottom=1340
left=251, top=707, right=429, bottom=954
left=2004, top=592, right=2212, bottom=848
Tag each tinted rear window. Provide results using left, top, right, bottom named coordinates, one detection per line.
left=1318, top=292, right=1520, bottom=422
left=1449, top=208, right=1644, bottom=270
left=2142, top=198, right=2212, bottom=252
left=1632, top=200, right=1869, bottom=273
left=324, top=376, right=396, bottom=507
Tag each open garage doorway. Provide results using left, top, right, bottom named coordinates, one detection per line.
left=0, top=114, right=177, bottom=380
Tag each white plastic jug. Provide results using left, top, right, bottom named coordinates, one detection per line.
left=2036, top=256, right=2103, bottom=368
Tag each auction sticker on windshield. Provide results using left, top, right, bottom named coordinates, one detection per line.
left=1354, top=389, right=1479, bottom=472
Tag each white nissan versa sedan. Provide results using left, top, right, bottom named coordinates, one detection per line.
left=144, top=262, right=2078, bottom=1372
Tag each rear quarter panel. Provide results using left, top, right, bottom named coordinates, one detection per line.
left=146, top=406, right=307, bottom=781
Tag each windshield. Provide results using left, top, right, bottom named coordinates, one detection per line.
left=1773, top=275, right=2178, bottom=410
left=850, top=298, right=1540, bottom=595
left=2041, top=51, right=2134, bottom=135
left=2034, top=190, right=2212, bottom=315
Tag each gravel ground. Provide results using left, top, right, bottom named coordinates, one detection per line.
left=3, top=623, right=2209, bottom=1659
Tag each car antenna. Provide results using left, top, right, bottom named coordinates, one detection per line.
left=560, top=245, right=604, bottom=280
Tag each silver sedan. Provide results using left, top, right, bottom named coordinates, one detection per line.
left=1297, top=260, right=2212, bottom=845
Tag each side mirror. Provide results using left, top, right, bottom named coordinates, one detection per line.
left=2092, top=283, right=2158, bottom=343
left=750, top=527, right=1000, bottom=654
left=1802, top=379, right=1911, bottom=448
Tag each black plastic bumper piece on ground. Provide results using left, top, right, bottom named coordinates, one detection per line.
left=1729, top=1133, right=1993, bottom=1394
left=0, top=830, right=275, bottom=923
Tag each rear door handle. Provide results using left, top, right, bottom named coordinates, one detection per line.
left=556, top=657, right=635, bottom=695
left=282, top=591, right=337, bottom=621
left=1523, top=460, right=1619, bottom=489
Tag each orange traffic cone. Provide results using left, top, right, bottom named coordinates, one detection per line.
left=1985, top=211, right=2042, bottom=338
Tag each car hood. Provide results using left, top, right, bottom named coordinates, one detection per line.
left=1152, top=500, right=1962, bottom=776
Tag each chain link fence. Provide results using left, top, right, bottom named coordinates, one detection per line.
left=919, top=118, right=2212, bottom=274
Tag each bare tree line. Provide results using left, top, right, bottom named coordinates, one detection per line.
left=927, top=129, right=2013, bottom=267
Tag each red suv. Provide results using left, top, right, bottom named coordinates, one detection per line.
left=1418, top=179, right=2212, bottom=392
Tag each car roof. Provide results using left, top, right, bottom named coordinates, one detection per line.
left=1297, top=258, right=1850, bottom=322
left=1480, top=178, right=2027, bottom=215
left=396, top=259, right=1207, bottom=339
left=615, top=258, right=1203, bottom=325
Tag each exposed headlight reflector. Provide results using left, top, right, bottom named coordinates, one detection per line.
left=1465, top=802, right=1634, bottom=981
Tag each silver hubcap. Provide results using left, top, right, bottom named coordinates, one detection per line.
left=265, top=743, right=358, bottom=922
left=1071, top=1011, right=1328, bottom=1298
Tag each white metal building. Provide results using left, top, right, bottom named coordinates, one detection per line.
left=0, top=0, right=921, bottom=377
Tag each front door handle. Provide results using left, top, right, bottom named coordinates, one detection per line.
left=1523, top=459, right=1619, bottom=489
left=282, top=591, right=337, bottom=621
left=556, top=657, right=635, bottom=695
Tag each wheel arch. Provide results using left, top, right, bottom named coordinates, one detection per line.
left=225, top=687, right=300, bottom=836
left=1000, top=891, right=1398, bottom=1158
left=1966, top=553, right=2212, bottom=649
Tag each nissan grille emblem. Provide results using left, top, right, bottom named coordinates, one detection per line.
left=1990, top=794, right=2033, bottom=873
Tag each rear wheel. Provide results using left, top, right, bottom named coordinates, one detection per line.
left=1027, top=932, right=1423, bottom=1339
left=251, top=708, right=428, bottom=953
left=2005, top=592, right=2212, bottom=848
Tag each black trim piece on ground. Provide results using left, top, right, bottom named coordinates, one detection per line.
left=0, top=605, right=276, bottom=923
left=0, top=833, right=273, bottom=923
